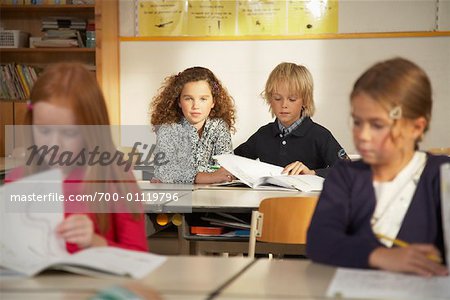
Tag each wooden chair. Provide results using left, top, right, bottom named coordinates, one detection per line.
left=248, top=196, right=318, bottom=259
left=428, top=148, right=450, bottom=156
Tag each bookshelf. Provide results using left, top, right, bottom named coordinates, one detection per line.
left=0, top=1, right=120, bottom=157
left=0, top=4, right=96, bottom=74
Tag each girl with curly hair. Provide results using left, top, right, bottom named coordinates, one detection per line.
left=150, top=66, right=236, bottom=184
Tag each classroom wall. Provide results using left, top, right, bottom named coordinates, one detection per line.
left=120, top=37, right=450, bottom=153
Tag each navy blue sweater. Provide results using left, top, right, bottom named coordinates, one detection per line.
left=307, top=154, right=449, bottom=268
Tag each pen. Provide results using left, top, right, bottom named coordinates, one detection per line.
left=210, top=165, right=220, bottom=170
left=375, top=233, right=442, bottom=264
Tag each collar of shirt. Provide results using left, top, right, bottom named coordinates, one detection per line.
left=180, top=117, right=213, bottom=132
left=276, top=116, right=306, bottom=137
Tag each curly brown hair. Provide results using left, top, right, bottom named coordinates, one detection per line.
left=150, top=67, right=236, bottom=132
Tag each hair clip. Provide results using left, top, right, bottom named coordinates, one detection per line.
left=212, top=81, right=220, bottom=93
left=26, top=100, right=33, bottom=111
left=389, top=105, right=402, bottom=120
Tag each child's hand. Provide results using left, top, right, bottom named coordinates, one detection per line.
left=57, top=214, right=106, bottom=249
left=282, top=161, right=316, bottom=175
left=194, top=167, right=234, bottom=184
left=368, top=245, right=449, bottom=277
left=212, top=167, right=234, bottom=183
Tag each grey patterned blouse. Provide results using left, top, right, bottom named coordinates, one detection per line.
left=154, top=117, right=233, bottom=183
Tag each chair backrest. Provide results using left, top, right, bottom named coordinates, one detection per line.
left=248, top=196, right=318, bottom=258
left=428, top=148, right=450, bottom=156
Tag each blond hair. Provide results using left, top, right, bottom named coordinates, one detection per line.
left=262, top=62, right=315, bottom=117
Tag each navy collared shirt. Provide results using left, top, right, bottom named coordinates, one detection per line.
left=234, top=117, right=347, bottom=177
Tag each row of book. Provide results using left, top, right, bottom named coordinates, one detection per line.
left=32, top=17, right=94, bottom=48
left=1, top=0, right=94, bottom=4
left=0, top=64, right=42, bottom=100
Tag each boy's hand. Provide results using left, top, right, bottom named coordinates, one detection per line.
left=282, top=161, right=316, bottom=175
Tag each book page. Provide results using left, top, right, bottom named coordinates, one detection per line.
left=56, top=247, right=167, bottom=279
left=441, top=163, right=450, bottom=271
left=0, top=169, right=67, bottom=276
left=327, top=268, right=450, bottom=299
left=263, top=175, right=324, bottom=192
left=214, top=154, right=283, bottom=187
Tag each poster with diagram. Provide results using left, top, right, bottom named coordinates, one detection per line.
left=136, top=0, right=340, bottom=37
left=288, top=0, right=338, bottom=34
left=237, top=0, right=286, bottom=35
left=187, top=0, right=236, bottom=36
left=137, top=0, right=187, bottom=36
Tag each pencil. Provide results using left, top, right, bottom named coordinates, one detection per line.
left=375, top=233, right=442, bottom=264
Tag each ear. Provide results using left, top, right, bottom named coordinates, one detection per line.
left=411, top=117, right=427, bottom=139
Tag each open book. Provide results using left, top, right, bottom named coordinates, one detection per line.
left=214, top=154, right=324, bottom=192
left=0, top=246, right=166, bottom=279
left=0, top=169, right=166, bottom=278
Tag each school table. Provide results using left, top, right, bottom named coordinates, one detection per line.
left=177, top=187, right=317, bottom=255
left=138, top=182, right=319, bottom=255
left=137, top=181, right=318, bottom=212
left=0, top=256, right=253, bottom=299
left=218, top=259, right=336, bottom=299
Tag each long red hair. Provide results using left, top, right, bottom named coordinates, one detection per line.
left=25, top=63, right=140, bottom=232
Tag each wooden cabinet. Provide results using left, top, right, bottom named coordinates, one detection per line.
left=0, top=101, right=26, bottom=157
left=0, top=1, right=120, bottom=157
left=0, top=4, right=97, bottom=69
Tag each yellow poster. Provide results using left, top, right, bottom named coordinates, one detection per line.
left=187, top=1, right=236, bottom=36
left=138, top=0, right=187, bottom=36
left=237, top=0, right=286, bottom=35
left=288, top=0, right=338, bottom=34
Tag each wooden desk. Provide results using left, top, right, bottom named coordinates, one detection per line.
left=1, top=256, right=253, bottom=299
left=139, top=182, right=318, bottom=255
left=145, top=183, right=317, bottom=213
left=218, top=259, right=335, bottom=299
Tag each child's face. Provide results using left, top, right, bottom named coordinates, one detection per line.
left=32, top=101, right=85, bottom=171
left=269, top=83, right=303, bottom=127
left=178, top=80, right=215, bottom=131
left=351, top=93, right=412, bottom=167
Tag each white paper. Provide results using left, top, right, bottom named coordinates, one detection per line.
left=214, top=154, right=283, bottom=187
left=51, top=247, right=167, bottom=279
left=441, top=163, right=450, bottom=272
left=261, top=175, right=324, bottom=192
left=0, top=169, right=68, bottom=276
left=0, top=169, right=167, bottom=279
left=214, top=154, right=324, bottom=191
left=327, top=268, right=450, bottom=299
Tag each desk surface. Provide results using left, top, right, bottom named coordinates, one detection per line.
left=138, top=182, right=318, bottom=212
left=220, top=259, right=335, bottom=299
left=1, top=256, right=253, bottom=298
left=191, top=188, right=317, bottom=210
